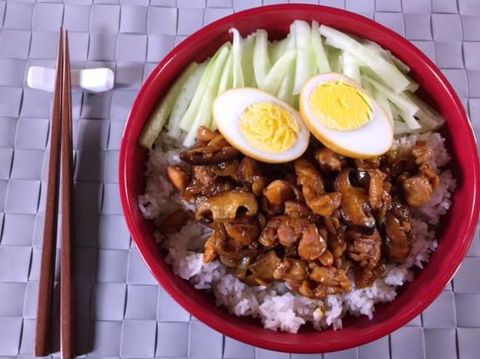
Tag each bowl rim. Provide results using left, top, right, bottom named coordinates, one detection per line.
left=119, top=3, right=480, bottom=353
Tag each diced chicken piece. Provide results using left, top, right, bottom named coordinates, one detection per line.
left=307, top=192, right=342, bottom=217
left=355, top=262, right=384, bottom=288
left=384, top=202, right=415, bottom=263
left=402, top=175, right=434, bottom=207
left=249, top=250, right=282, bottom=284
left=298, top=222, right=327, bottom=261
left=263, top=180, right=296, bottom=213
left=300, top=267, right=352, bottom=298
left=318, top=249, right=334, bottom=266
left=315, top=148, right=343, bottom=172
left=346, top=229, right=381, bottom=270
left=411, top=141, right=434, bottom=165
left=284, top=200, right=315, bottom=219
left=277, top=217, right=307, bottom=246
left=223, top=218, right=260, bottom=247
left=295, top=159, right=341, bottom=216
left=273, top=258, right=308, bottom=284
left=258, top=216, right=285, bottom=247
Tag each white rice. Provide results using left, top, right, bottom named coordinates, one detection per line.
left=139, top=132, right=455, bottom=333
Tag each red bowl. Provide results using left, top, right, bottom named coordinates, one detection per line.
left=119, top=4, right=480, bottom=353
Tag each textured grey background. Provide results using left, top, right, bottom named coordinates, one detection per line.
left=0, top=0, right=479, bottom=358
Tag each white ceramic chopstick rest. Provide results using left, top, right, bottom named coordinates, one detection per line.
left=27, top=66, right=115, bottom=93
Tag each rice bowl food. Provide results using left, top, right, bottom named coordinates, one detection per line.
left=137, top=21, right=456, bottom=333
left=139, top=132, right=454, bottom=333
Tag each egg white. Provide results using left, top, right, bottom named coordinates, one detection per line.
left=300, top=73, right=393, bottom=158
left=213, top=88, right=310, bottom=163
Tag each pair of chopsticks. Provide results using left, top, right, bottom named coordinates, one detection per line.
left=35, top=29, right=75, bottom=359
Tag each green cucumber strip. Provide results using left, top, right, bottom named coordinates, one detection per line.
left=311, top=21, right=331, bottom=73
left=183, top=45, right=230, bottom=147
left=407, top=93, right=445, bottom=130
left=253, top=29, right=272, bottom=88
left=321, top=25, right=410, bottom=93
left=179, top=51, right=219, bottom=131
left=364, top=76, right=419, bottom=117
left=406, top=77, right=419, bottom=92
left=213, top=50, right=233, bottom=131
left=363, top=40, right=411, bottom=74
left=286, top=32, right=296, bottom=51
left=292, top=20, right=314, bottom=94
left=139, top=62, right=198, bottom=149
left=276, top=58, right=296, bottom=106
left=393, top=104, right=422, bottom=130
left=342, top=52, right=361, bottom=83
left=373, top=90, right=394, bottom=126
left=326, top=45, right=342, bottom=73
left=217, top=49, right=233, bottom=95
left=260, top=50, right=296, bottom=95
left=242, top=34, right=257, bottom=87
left=393, top=120, right=421, bottom=135
left=167, top=61, right=208, bottom=139
left=270, top=37, right=289, bottom=64
left=230, top=28, right=245, bottom=88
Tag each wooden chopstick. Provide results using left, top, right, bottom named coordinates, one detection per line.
left=35, top=29, right=64, bottom=357
left=34, top=29, right=75, bottom=359
left=60, top=30, right=75, bottom=359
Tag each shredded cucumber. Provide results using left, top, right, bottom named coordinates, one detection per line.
left=364, top=76, right=419, bottom=117
left=292, top=20, right=314, bottom=94
left=406, top=78, right=419, bottom=92
left=183, top=46, right=230, bottom=147
left=253, top=29, right=272, bottom=88
left=270, top=36, right=289, bottom=64
left=391, top=102, right=401, bottom=121
left=276, top=59, right=296, bottom=106
left=361, top=76, right=375, bottom=95
left=230, top=28, right=244, bottom=88
left=390, top=54, right=411, bottom=74
left=213, top=50, right=234, bottom=132
left=261, top=50, right=296, bottom=95
left=342, top=52, right=361, bottom=83
left=139, top=62, right=198, bottom=148
left=407, top=93, right=445, bottom=130
left=326, top=45, right=342, bottom=73
left=363, top=40, right=411, bottom=74
left=311, top=21, right=331, bottom=73
left=393, top=120, right=421, bottom=135
left=285, top=32, right=296, bottom=51
left=321, top=25, right=410, bottom=93
left=217, top=49, right=233, bottom=95
left=393, top=105, right=422, bottom=130
left=373, top=91, right=394, bottom=126
left=242, top=34, right=257, bottom=87
left=139, top=21, right=447, bottom=147
left=167, top=62, right=207, bottom=139
left=179, top=52, right=219, bottom=131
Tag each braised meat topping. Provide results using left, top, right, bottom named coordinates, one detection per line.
left=164, top=127, right=442, bottom=299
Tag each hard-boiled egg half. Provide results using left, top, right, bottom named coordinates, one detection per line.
left=213, top=88, right=310, bottom=163
left=300, top=73, right=393, bottom=158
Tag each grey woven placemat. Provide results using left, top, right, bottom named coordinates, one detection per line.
left=0, top=0, right=479, bottom=358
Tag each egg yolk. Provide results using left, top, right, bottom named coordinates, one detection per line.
left=309, top=81, right=373, bottom=131
left=240, top=102, right=300, bottom=153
